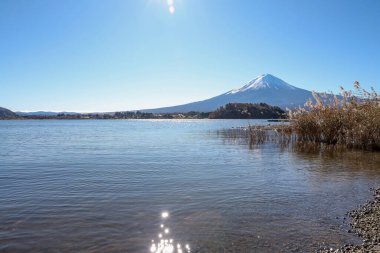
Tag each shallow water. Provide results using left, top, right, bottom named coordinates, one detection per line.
left=0, top=119, right=379, bottom=253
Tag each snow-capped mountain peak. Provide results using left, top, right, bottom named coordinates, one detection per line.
left=143, top=74, right=314, bottom=113
left=227, top=74, right=296, bottom=94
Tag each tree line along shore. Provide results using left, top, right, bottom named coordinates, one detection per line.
left=0, top=103, right=286, bottom=120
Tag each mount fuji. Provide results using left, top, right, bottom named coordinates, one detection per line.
left=144, top=74, right=314, bottom=113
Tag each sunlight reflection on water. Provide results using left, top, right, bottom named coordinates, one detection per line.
left=150, top=212, right=190, bottom=253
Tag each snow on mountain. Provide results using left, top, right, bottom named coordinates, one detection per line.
left=143, top=74, right=314, bottom=113
left=227, top=74, right=296, bottom=94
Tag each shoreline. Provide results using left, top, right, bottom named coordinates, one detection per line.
left=319, top=188, right=380, bottom=253
left=0, top=118, right=284, bottom=121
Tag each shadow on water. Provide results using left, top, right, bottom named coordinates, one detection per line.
left=216, top=127, right=380, bottom=174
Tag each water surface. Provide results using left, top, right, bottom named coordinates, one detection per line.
left=0, top=120, right=379, bottom=252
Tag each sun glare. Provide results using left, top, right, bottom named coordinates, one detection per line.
left=150, top=212, right=190, bottom=253
left=169, top=6, right=175, bottom=14
left=167, top=0, right=175, bottom=14
left=161, top=211, right=169, bottom=218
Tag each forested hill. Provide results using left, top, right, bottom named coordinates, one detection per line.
left=0, top=107, right=18, bottom=119
left=208, top=103, right=286, bottom=119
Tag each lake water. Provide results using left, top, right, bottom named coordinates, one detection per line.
left=0, top=120, right=379, bottom=253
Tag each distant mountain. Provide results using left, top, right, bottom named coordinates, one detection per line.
left=0, top=107, right=17, bottom=118
left=16, top=111, right=79, bottom=116
left=144, top=74, right=314, bottom=113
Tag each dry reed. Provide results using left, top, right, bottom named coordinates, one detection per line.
left=289, top=83, right=380, bottom=150
left=234, top=83, right=380, bottom=151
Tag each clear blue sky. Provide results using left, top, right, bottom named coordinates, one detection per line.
left=1, top=0, right=379, bottom=112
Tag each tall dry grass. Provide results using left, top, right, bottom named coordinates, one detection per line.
left=289, top=82, right=380, bottom=150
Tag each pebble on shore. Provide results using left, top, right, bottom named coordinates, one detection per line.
left=318, top=188, right=380, bottom=253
